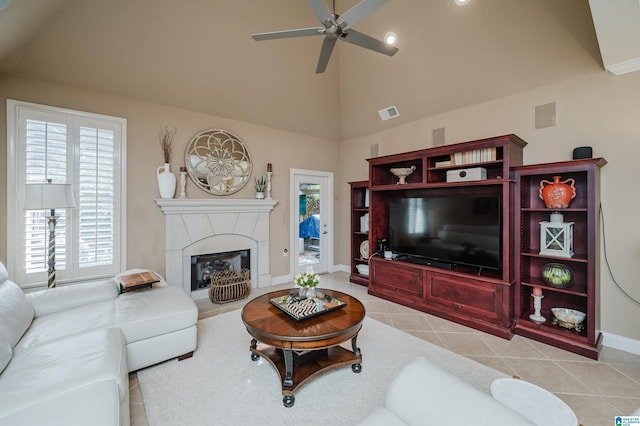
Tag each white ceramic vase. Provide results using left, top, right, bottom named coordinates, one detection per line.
left=298, top=286, right=317, bottom=299
left=157, top=163, right=176, bottom=199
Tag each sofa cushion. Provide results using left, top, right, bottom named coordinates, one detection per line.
left=114, top=286, right=198, bottom=343
left=0, top=327, right=127, bottom=420
left=13, top=301, right=115, bottom=353
left=26, top=278, right=119, bottom=317
left=0, top=276, right=34, bottom=350
left=0, top=379, right=122, bottom=426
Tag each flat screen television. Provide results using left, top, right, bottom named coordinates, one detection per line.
left=389, top=194, right=501, bottom=271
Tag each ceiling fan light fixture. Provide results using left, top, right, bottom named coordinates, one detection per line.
left=384, top=32, right=397, bottom=45
left=252, top=0, right=399, bottom=74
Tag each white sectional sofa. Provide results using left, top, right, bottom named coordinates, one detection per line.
left=356, top=357, right=535, bottom=425
left=0, top=261, right=198, bottom=426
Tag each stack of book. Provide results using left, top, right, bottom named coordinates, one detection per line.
left=434, top=147, right=497, bottom=168
left=118, top=271, right=160, bottom=293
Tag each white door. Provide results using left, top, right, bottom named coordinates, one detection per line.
left=290, top=169, right=333, bottom=276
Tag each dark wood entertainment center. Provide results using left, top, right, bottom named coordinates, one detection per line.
left=357, top=134, right=604, bottom=358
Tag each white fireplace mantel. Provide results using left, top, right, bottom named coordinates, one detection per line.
left=155, top=198, right=278, bottom=214
left=154, top=198, right=278, bottom=297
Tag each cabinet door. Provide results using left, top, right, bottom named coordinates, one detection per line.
left=427, top=272, right=504, bottom=322
left=370, top=260, right=422, bottom=298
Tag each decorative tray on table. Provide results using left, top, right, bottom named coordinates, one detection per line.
left=269, top=290, right=347, bottom=321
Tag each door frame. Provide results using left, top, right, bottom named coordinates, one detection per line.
left=289, top=168, right=334, bottom=278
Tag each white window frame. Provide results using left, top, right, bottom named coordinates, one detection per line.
left=6, top=99, right=127, bottom=289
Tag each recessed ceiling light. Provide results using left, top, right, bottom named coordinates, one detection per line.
left=384, top=32, right=397, bottom=45
left=454, top=0, right=470, bottom=5
left=0, top=0, right=12, bottom=12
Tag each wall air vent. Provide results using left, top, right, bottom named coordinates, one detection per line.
left=378, top=105, right=400, bottom=121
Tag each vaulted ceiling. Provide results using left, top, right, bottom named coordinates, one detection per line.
left=0, top=0, right=602, bottom=140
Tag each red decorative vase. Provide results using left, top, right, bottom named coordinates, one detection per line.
left=539, top=176, right=576, bottom=208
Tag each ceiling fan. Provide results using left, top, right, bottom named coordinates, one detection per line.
left=251, top=0, right=399, bottom=74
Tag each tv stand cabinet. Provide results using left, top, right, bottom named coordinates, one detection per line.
left=367, top=135, right=527, bottom=338
left=370, top=258, right=514, bottom=338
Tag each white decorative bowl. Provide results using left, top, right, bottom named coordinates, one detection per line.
left=551, top=308, right=585, bottom=332
left=356, top=264, right=369, bottom=276
left=390, top=165, right=416, bottom=184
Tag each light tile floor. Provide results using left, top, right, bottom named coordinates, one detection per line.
left=130, top=271, right=640, bottom=426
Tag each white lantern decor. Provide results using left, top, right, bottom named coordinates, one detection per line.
left=539, top=212, right=574, bottom=258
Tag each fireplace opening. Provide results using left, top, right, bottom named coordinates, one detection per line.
left=190, top=249, right=250, bottom=292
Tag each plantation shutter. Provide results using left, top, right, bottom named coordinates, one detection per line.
left=78, top=126, right=115, bottom=267
left=23, top=118, right=70, bottom=274
left=8, top=100, right=126, bottom=288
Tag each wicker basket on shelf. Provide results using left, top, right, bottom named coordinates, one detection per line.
left=208, top=268, right=251, bottom=304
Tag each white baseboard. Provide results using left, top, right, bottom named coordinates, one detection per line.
left=602, top=331, right=640, bottom=356
left=271, top=264, right=350, bottom=286
left=271, top=274, right=292, bottom=286
left=331, top=264, right=350, bottom=273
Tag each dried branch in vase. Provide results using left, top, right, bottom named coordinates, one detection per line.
left=159, top=125, right=177, bottom=164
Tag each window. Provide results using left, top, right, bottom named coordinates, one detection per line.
left=7, top=100, right=126, bottom=288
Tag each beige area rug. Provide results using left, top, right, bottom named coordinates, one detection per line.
left=137, top=309, right=508, bottom=425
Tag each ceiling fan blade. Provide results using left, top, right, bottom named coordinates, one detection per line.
left=316, top=37, right=337, bottom=74
left=252, top=27, right=324, bottom=41
left=307, top=0, right=335, bottom=26
left=338, top=0, right=388, bottom=30
left=340, top=29, right=399, bottom=56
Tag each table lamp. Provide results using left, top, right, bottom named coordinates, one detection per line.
left=23, top=180, right=77, bottom=288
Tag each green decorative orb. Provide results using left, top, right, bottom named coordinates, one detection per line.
left=541, top=263, right=573, bottom=288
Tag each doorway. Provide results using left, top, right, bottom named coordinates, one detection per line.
left=290, top=169, right=333, bottom=277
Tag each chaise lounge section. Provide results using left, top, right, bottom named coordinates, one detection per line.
left=0, top=261, right=198, bottom=425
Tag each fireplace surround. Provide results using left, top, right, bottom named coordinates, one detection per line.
left=155, top=198, right=278, bottom=299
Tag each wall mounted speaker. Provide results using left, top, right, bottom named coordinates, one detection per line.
left=573, top=146, right=592, bottom=160
left=433, top=127, right=445, bottom=146
left=370, top=143, right=379, bottom=158
left=535, top=102, right=556, bottom=129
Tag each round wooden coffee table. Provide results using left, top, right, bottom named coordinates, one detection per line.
left=241, top=288, right=365, bottom=407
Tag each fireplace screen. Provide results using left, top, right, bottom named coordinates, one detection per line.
left=191, top=249, right=250, bottom=292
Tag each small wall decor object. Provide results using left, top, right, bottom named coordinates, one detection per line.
left=179, top=166, right=187, bottom=198
left=265, top=163, right=273, bottom=200
left=255, top=175, right=265, bottom=199
left=390, top=165, right=416, bottom=184
left=539, top=176, right=576, bottom=208
left=540, top=213, right=574, bottom=258
left=184, top=129, right=252, bottom=195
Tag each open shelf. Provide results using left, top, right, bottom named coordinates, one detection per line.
left=366, top=135, right=527, bottom=340
left=514, top=158, right=606, bottom=359
left=349, top=181, right=370, bottom=286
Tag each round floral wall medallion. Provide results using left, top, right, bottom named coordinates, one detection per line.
left=185, top=129, right=252, bottom=195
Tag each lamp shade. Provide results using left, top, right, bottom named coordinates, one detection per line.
left=24, top=183, right=77, bottom=210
